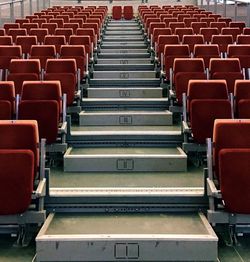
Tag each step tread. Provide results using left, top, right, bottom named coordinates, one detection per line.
left=68, top=147, right=182, bottom=156
left=71, top=125, right=180, bottom=132
left=44, top=213, right=209, bottom=235
left=82, top=98, right=166, bottom=102
left=80, top=110, right=170, bottom=115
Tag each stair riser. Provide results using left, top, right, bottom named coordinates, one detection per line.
left=105, top=31, right=142, bottom=35
left=79, top=113, right=172, bottom=126
left=93, top=71, right=156, bottom=79
left=64, top=156, right=187, bottom=172
left=101, top=44, right=147, bottom=49
left=90, top=79, right=160, bottom=87
left=98, top=53, right=151, bottom=59
left=87, top=88, right=162, bottom=98
left=97, top=59, right=151, bottom=64
left=94, top=64, right=154, bottom=71
left=102, top=37, right=144, bottom=42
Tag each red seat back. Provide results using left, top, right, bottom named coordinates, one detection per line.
left=190, top=99, right=232, bottom=144
left=0, top=120, right=39, bottom=179
left=112, top=6, right=122, bottom=20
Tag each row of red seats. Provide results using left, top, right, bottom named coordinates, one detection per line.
left=151, top=25, right=249, bottom=46
left=112, top=6, right=134, bottom=20
left=0, top=37, right=91, bottom=63
left=0, top=119, right=46, bottom=216
left=182, top=79, right=250, bottom=145
left=169, top=57, right=245, bottom=105
left=208, top=119, right=250, bottom=214
left=0, top=80, right=66, bottom=145
left=0, top=57, right=78, bottom=105
left=154, top=33, right=250, bottom=59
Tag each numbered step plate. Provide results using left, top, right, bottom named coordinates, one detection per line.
left=100, top=49, right=148, bottom=54
left=63, top=147, right=187, bottom=172
left=97, top=58, right=152, bottom=64
left=87, top=87, right=163, bottom=98
left=93, top=71, right=156, bottom=79
left=79, top=110, right=172, bottom=126
left=36, top=213, right=218, bottom=262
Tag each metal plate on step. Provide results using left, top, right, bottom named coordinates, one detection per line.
left=98, top=53, right=151, bottom=59
left=101, top=44, right=147, bottom=49
left=105, top=27, right=140, bottom=31
left=97, top=58, right=152, bottom=64
left=63, top=147, right=187, bottom=172
left=103, top=36, right=144, bottom=42
left=69, top=125, right=182, bottom=144
left=36, top=213, right=217, bottom=262
left=89, top=78, right=160, bottom=87
left=100, top=49, right=148, bottom=54
left=93, top=71, right=156, bottom=79
left=105, top=31, right=142, bottom=36
left=94, top=64, right=154, bottom=71
left=79, top=110, right=172, bottom=126
left=87, top=87, right=163, bottom=98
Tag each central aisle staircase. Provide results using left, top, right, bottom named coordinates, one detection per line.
left=36, top=18, right=218, bottom=262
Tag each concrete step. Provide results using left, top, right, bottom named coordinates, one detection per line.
left=36, top=213, right=217, bottom=262
left=93, top=70, right=156, bottom=79
left=101, top=43, right=147, bottom=49
left=108, top=23, right=138, bottom=27
left=104, top=31, right=142, bottom=35
left=100, top=49, right=148, bottom=54
left=87, top=87, right=162, bottom=98
left=97, top=58, right=152, bottom=64
left=102, top=36, right=144, bottom=41
left=81, top=97, right=168, bottom=109
left=94, top=64, right=154, bottom=71
left=89, top=78, right=160, bottom=87
left=98, top=53, right=151, bottom=59
left=79, top=110, right=172, bottom=126
left=64, top=147, right=187, bottom=172
left=105, top=25, right=141, bottom=32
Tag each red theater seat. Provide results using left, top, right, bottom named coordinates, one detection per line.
left=193, top=44, right=220, bottom=68
left=221, top=27, right=241, bottom=42
left=199, top=27, right=219, bottom=43
left=0, top=46, right=22, bottom=80
left=234, top=80, right=250, bottom=118
left=0, top=120, right=39, bottom=215
left=7, top=59, right=41, bottom=94
left=0, top=120, right=39, bottom=180
left=182, top=35, right=204, bottom=53
left=209, top=58, right=244, bottom=93
left=211, top=35, right=233, bottom=53
left=45, top=59, right=77, bottom=105
left=227, top=44, right=250, bottom=72
left=175, top=28, right=194, bottom=42
left=112, top=6, right=122, bottom=20
left=0, top=36, right=13, bottom=45
left=124, top=6, right=133, bottom=20
left=0, top=81, right=15, bottom=119
left=190, top=99, right=232, bottom=144
left=41, top=23, right=58, bottom=34
left=8, top=29, right=27, bottom=43
left=164, top=44, right=190, bottom=79
left=60, top=45, right=86, bottom=79
left=213, top=119, right=250, bottom=213
left=44, top=35, right=66, bottom=54
left=4, top=23, right=19, bottom=34
left=16, top=36, right=38, bottom=55
left=29, top=28, right=49, bottom=44
left=30, top=45, right=56, bottom=69
left=19, top=81, right=62, bottom=144
left=173, top=58, right=206, bottom=105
